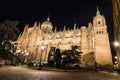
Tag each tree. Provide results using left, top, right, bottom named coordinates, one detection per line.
left=0, top=20, right=20, bottom=63
left=61, top=46, right=82, bottom=69
left=0, top=20, right=19, bottom=43
left=0, top=40, right=20, bottom=64
left=55, top=48, right=61, bottom=67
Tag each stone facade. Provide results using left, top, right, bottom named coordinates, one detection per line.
left=17, top=8, right=113, bottom=65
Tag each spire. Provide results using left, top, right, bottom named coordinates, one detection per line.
left=38, top=22, right=41, bottom=28
left=54, top=27, right=57, bottom=39
left=62, top=25, right=66, bottom=38
left=96, top=6, right=100, bottom=15
left=67, top=28, right=70, bottom=31
left=33, top=21, right=38, bottom=27
left=88, top=22, right=92, bottom=28
left=74, top=23, right=76, bottom=31
left=22, top=24, right=29, bottom=36
left=63, top=25, right=66, bottom=31
left=73, top=23, right=76, bottom=36
left=24, top=24, right=29, bottom=31
left=54, top=26, right=57, bottom=33
left=47, top=16, right=50, bottom=21
left=97, top=6, right=99, bottom=11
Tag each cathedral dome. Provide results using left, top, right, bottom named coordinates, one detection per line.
left=41, top=17, right=53, bottom=33
left=81, top=26, right=87, bottom=29
left=42, top=20, right=52, bottom=26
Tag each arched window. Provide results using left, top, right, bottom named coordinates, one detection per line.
left=98, top=21, right=101, bottom=24
left=96, top=31, right=99, bottom=34
left=99, top=31, right=101, bottom=34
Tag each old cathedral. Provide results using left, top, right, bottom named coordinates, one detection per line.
left=17, top=8, right=113, bottom=66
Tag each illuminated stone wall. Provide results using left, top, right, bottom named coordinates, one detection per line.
left=17, top=8, right=113, bottom=65
left=81, top=52, right=95, bottom=67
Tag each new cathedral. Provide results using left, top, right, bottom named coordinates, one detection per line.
left=17, top=8, right=113, bottom=66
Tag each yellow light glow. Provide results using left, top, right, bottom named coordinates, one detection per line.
left=114, top=41, right=120, bottom=46
left=115, top=56, right=117, bottom=59
left=41, top=46, right=45, bottom=50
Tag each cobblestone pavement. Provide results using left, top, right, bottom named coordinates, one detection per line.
left=0, top=66, right=120, bottom=80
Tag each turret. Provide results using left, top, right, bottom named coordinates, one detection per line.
left=73, top=23, right=76, bottom=36
left=53, top=27, right=57, bottom=39
left=33, top=21, right=38, bottom=27
left=63, top=25, right=66, bottom=38
left=63, top=25, right=66, bottom=32
left=81, top=26, right=88, bottom=53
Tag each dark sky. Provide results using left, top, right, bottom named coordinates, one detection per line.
left=0, top=0, right=113, bottom=31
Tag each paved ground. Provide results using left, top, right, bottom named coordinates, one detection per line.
left=0, top=66, right=120, bottom=80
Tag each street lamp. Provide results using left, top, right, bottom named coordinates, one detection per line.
left=38, top=45, right=45, bottom=70
left=114, top=41, right=120, bottom=70
left=114, top=41, right=120, bottom=47
left=24, top=51, right=29, bottom=63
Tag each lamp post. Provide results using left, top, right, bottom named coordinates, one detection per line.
left=114, top=41, right=120, bottom=70
left=24, top=51, right=29, bottom=63
left=21, top=50, right=29, bottom=64
left=38, top=45, right=45, bottom=70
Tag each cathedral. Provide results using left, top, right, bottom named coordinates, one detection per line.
left=17, top=8, right=113, bottom=66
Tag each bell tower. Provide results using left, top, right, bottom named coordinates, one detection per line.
left=93, top=7, right=113, bottom=65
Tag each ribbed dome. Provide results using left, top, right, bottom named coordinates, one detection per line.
left=81, top=26, right=87, bottom=29
left=42, top=21, right=52, bottom=26
left=41, top=17, right=53, bottom=33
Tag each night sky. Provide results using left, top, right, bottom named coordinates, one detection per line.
left=0, top=0, right=113, bottom=31
left=0, top=0, right=115, bottom=57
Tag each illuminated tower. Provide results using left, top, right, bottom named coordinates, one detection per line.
left=93, top=8, right=113, bottom=65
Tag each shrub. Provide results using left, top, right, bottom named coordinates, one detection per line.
left=26, top=61, right=33, bottom=67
